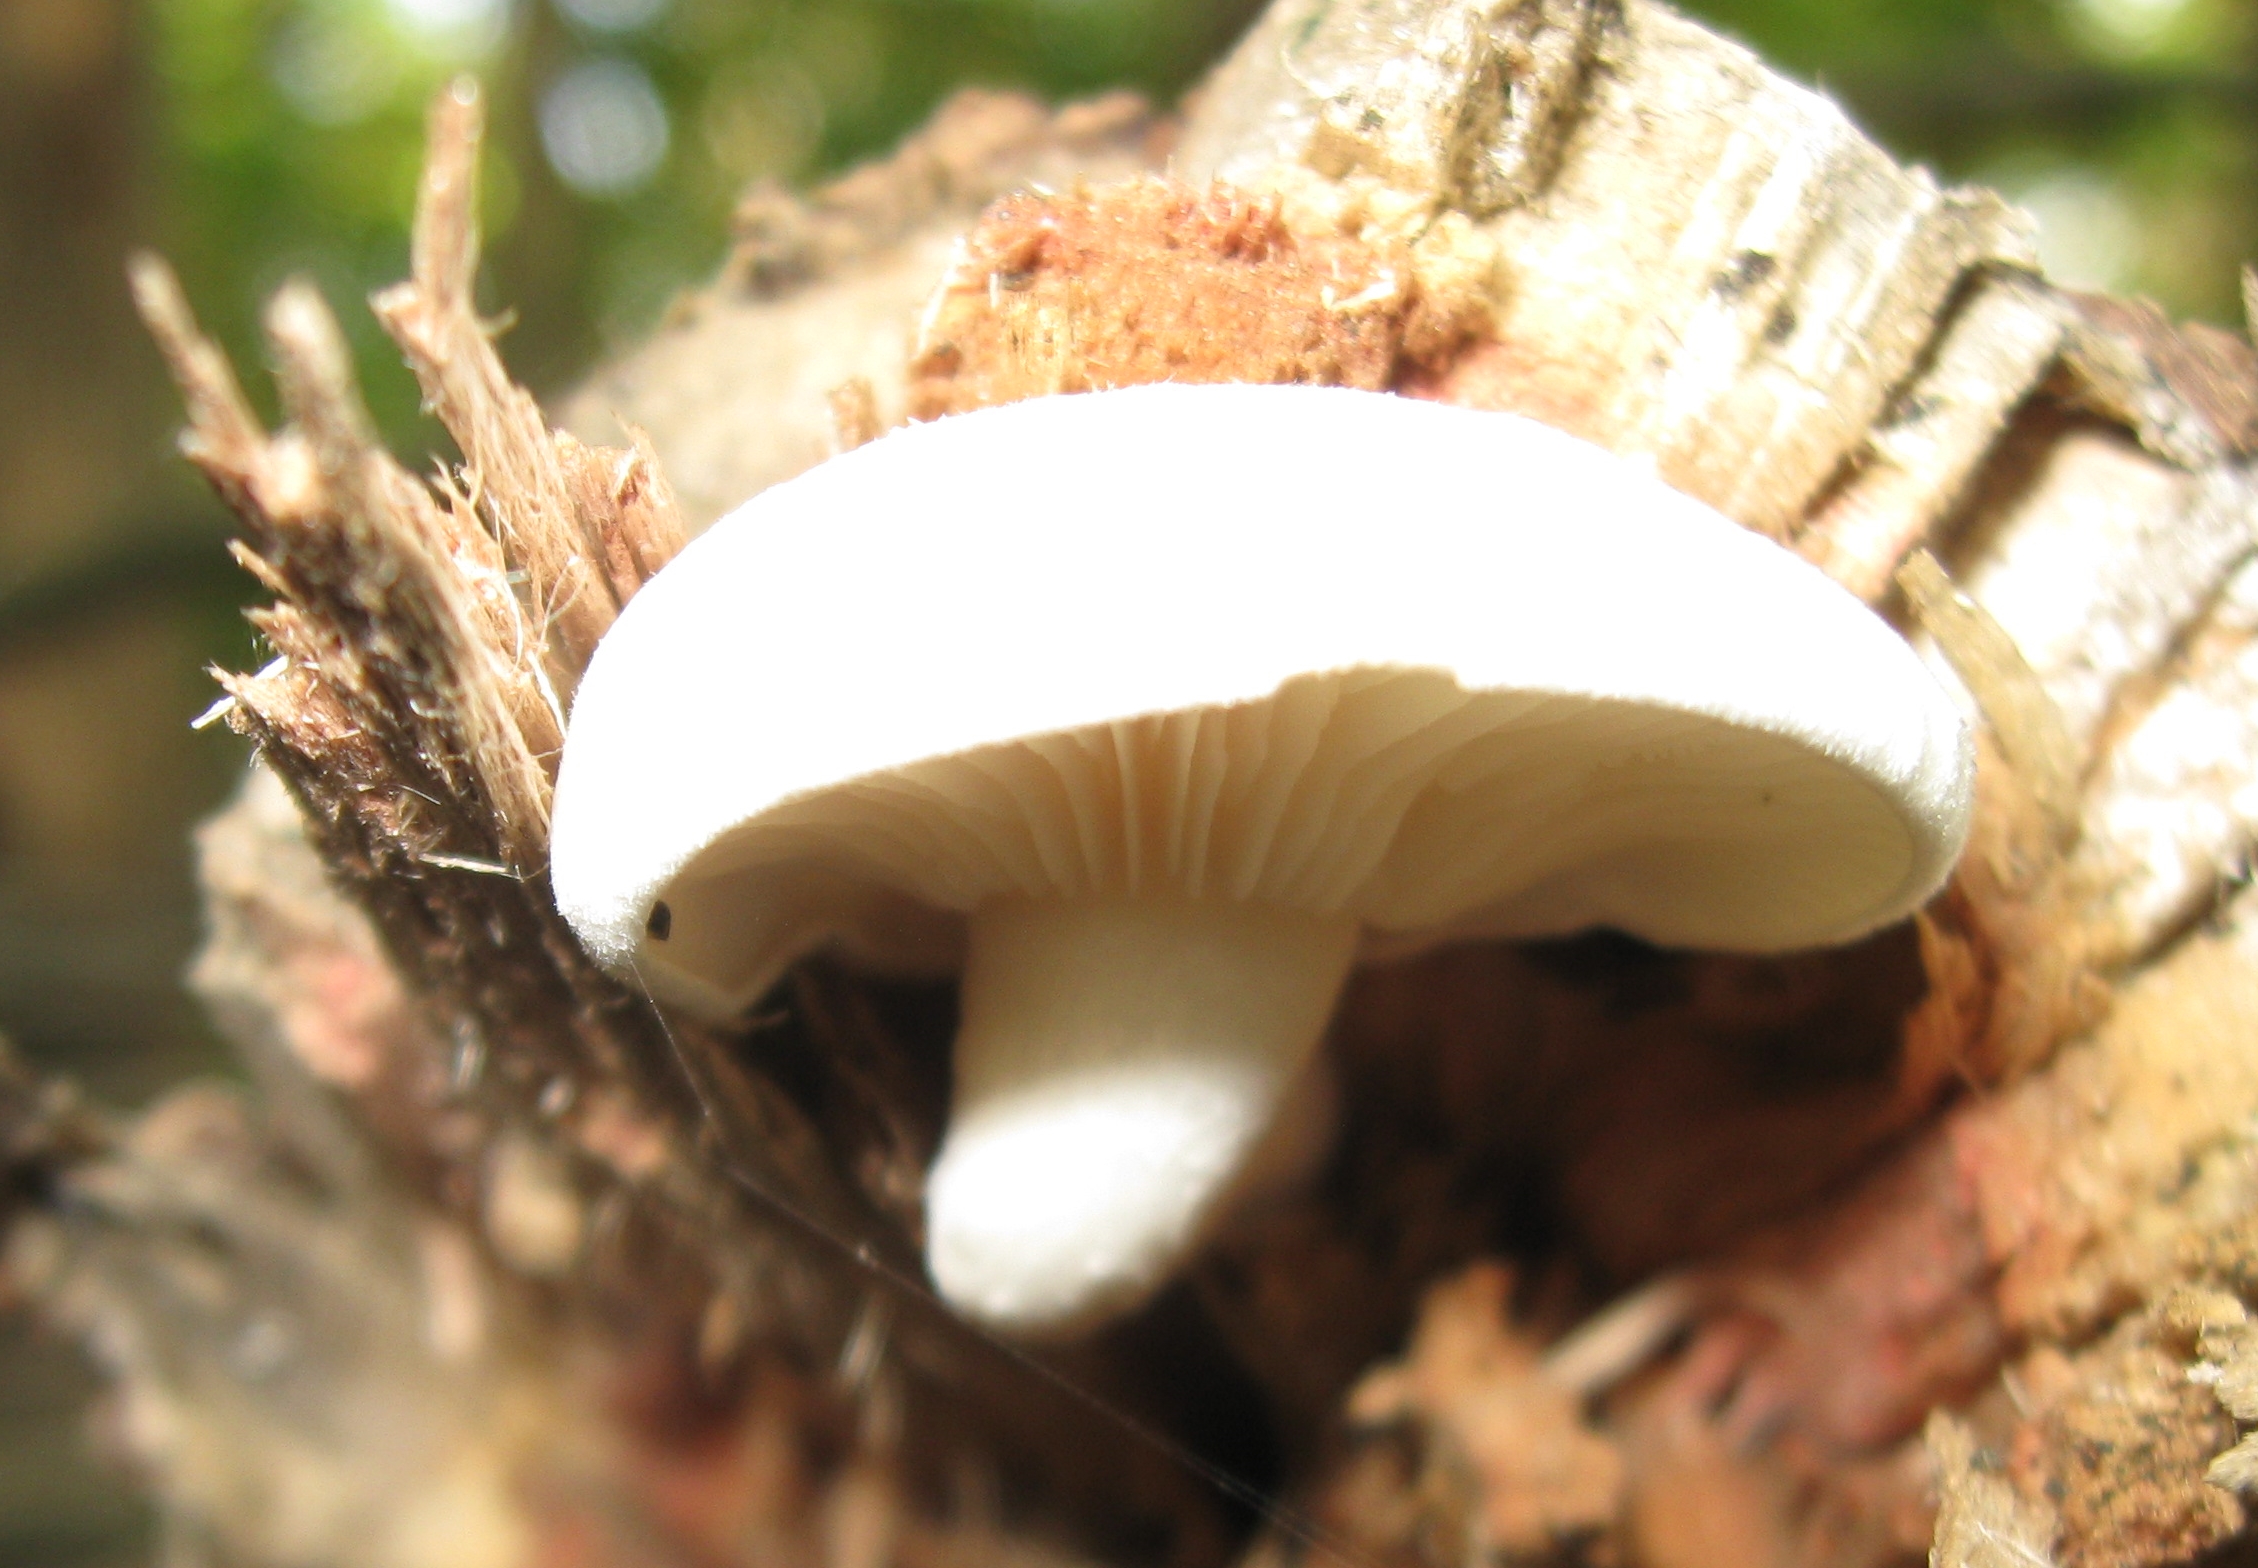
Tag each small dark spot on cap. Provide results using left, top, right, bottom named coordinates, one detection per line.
left=647, top=901, right=672, bottom=941
left=1763, top=303, right=1798, bottom=345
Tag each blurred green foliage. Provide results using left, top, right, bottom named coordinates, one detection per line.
left=147, top=0, right=1266, bottom=445
left=146, top=0, right=2256, bottom=456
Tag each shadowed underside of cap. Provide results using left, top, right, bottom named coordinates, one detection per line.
left=647, top=667, right=1923, bottom=1016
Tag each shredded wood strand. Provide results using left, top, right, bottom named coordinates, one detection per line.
left=369, top=80, right=685, bottom=690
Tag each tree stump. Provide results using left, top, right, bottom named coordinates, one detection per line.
left=9, top=4, right=2258, bottom=1568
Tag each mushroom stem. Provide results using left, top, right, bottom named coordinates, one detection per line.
left=925, top=895, right=1359, bottom=1332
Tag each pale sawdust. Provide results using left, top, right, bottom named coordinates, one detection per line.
left=1346, top=1263, right=1626, bottom=1558
left=904, top=178, right=1494, bottom=419
left=1928, top=1411, right=2057, bottom=1568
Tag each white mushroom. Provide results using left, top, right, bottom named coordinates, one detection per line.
left=550, top=383, right=1973, bottom=1334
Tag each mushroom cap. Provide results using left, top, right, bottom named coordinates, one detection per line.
left=551, top=383, right=1971, bottom=1018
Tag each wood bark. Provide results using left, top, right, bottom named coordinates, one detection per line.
left=8, top=5, right=2258, bottom=1568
